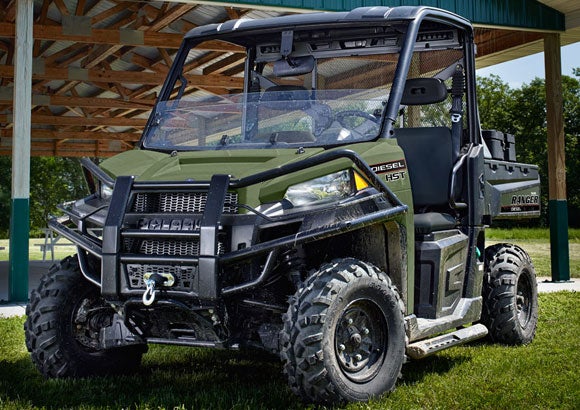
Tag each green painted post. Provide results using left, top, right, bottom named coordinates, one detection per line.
left=549, top=200, right=570, bottom=282
left=9, top=0, right=33, bottom=302
left=544, top=34, right=570, bottom=283
left=9, top=199, right=30, bottom=301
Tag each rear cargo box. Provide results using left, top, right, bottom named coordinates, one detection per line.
left=482, top=130, right=517, bottom=162
left=484, top=159, right=540, bottom=220
left=482, top=130, right=504, bottom=160
left=504, top=133, right=516, bottom=162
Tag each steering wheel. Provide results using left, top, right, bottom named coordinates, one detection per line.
left=335, top=110, right=380, bottom=128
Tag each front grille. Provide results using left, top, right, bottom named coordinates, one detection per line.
left=132, top=192, right=238, bottom=214
left=126, top=264, right=196, bottom=291
left=140, top=239, right=200, bottom=256
left=124, top=238, right=225, bottom=256
left=123, top=188, right=234, bottom=293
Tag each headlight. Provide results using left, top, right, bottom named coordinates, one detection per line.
left=99, top=183, right=114, bottom=200
left=284, top=170, right=369, bottom=207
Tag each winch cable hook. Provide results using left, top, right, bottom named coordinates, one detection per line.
left=142, top=273, right=165, bottom=306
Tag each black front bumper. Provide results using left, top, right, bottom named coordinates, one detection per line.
left=50, top=149, right=408, bottom=305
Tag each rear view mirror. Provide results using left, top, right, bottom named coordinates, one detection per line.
left=401, top=78, right=448, bottom=105
left=273, top=56, right=315, bottom=77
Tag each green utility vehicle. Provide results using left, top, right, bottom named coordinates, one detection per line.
left=25, top=6, right=541, bottom=403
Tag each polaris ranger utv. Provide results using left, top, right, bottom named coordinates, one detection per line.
left=25, top=6, right=541, bottom=403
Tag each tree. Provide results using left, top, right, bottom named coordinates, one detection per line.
left=0, top=157, right=88, bottom=237
left=476, top=70, right=580, bottom=226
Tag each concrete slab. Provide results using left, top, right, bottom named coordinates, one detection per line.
left=536, top=277, right=580, bottom=293
left=0, top=303, right=26, bottom=318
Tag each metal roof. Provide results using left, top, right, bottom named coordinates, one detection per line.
left=185, top=6, right=471, bottom=41
left=199, top=0, right=565, bottom=31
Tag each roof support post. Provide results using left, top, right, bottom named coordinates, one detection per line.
left=9, top=0, right=33, bottom=302
left=543, top=33, right=570, bottom=283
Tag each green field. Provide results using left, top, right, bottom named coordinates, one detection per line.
left=486, top=228, right=580, bottom=278
left=1, top=291, right=578, bottom=409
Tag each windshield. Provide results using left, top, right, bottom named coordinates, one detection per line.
left=143, top=51, right=394, bottom=151
left=142, top=21, right=465, bottom=151
left=145, top=89, right=387, bottom=149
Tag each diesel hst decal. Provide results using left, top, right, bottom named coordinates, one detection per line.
left=371, top=159, right=407, bottom=183
left=371, top=159, right=407, bottom=174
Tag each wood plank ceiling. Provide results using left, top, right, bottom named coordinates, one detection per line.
left=0, top=0, right=571, bottom=157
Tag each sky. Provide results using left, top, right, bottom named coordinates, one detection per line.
left=476, top=42, right=580, bottom=88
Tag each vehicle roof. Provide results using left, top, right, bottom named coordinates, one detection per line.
left=184, top=6, right=472, bottom=41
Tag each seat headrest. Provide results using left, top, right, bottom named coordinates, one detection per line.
left=401, top=78, right=448, bottom=106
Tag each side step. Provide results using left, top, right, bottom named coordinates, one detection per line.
left=406, top=323, right=488, bottom=360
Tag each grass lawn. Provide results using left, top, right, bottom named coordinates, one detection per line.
left=0, top=291, right=578, bottom=409
left=486, top=228, right=580, bottom=278
left=0, top=228, right=578, bottom=408
left=0, top=237, right=76, bottom=263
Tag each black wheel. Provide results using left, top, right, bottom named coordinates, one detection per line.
left=24, top=256, right=146, bottom=378
left=480, top=244, right=538, bottom=345
left=280, top=258, right=405, bottom=403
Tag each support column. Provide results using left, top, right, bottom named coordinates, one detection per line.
left=9, top=0, right=33, bottom=301
left=543, top=33, right=570, bottom=282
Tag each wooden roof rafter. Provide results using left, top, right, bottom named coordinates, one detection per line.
left=3, top=1, right=572, bottom=157
left=0, top=0, right=259, bottom=157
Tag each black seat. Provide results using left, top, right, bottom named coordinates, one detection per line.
left=394, top=127, right=456, bottom=234
left=255, top=85, right=315, bottom=143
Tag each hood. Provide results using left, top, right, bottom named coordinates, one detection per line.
left=99, top=148, right=325, bottom=182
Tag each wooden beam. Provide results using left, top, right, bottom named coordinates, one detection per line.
left=0, top=138, right=135, bottom=156
left=147, top=4, right=196, bottom=32
left=183, top=51, right=222, bottom=73
left=1, top=129, right=141, bottom=141
left=0, top=23, right=243, bottom=51
left=22, top=94, right=155, bottom=110
left=43, top=42, right=88, bottom=66
left=75, top=0, right=86, bottom=16
left=0, top=64, right=245, bottom=87
left=52, top=0, right=70, bottom=16
left=33, top=0, right=51, bottom=57
left=0, top=113, right=147, bottom=127
left=203, top=53, right=245, bottom=75
left=82, top=44, right=122, bottom=69
left=544, top=34, right=567, bottom=201
left=475, top=28, right=543, bottom=58
left=91, top=2, right=139, bottom=26
left=2, top=0, right=16, bottom=23
left=114, top=50, right=169, bottom=74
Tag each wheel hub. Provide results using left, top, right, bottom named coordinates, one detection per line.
left=73, top=298, right=112, bottom=351
left=334, top=300, right=387, bottom=382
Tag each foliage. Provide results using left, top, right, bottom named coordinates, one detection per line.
left=0, top=158, right=10, bottom=237
left=0, top=157, right=88, bottom=237
left=476, top=70, right=580, bottom=226
left=1, top=291, right=579, bottom=409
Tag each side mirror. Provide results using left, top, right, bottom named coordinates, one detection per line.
left=273, top=56, right=315, bottom=77
left=401, top=78, right=448, bottom=105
